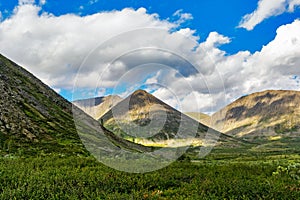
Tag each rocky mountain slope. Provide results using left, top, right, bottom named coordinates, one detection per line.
left=101, top=90, right=239, bottom=147
left=0, top=54, right=87, bottom=155
left=73, top=95, right=122, bottom=120
left=0, top=54, right=150, bottom=156
left=210, top=90, right=300, bottom=140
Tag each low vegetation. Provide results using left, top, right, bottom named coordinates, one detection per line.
left=0, top=148, right=299, bottom=199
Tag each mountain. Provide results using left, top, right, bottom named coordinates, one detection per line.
left=185, top=112, right=210, bottom=125
left=210, top=90, right=300, bottom=140
left=0, top=54, right=151, bottom=156
left=73, top=95, right=122, bottom=120
left=101, top=90, right=239, bottom=147
left=0, top=54, right=86, bottom=155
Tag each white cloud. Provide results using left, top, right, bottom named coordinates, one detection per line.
left=0, top=4, right=183, bottom=89
left=218, top=19, right=300, bottom=103
left=147, top=20, right=300, bottom=113
left=201, top=32, right=231, bottom=49
left=288, top=0, right=300, bottom=11
left=0, top=4, right=300, bottom=113
left=238, top=0, right=300, bottom=30
left=172, top=9, right=193, bottom=25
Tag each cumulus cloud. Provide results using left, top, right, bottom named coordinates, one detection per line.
left=239, top=0, right=300, bottom=30
left=0, top=3, right=300, bottom=114
left=216, top=19, right=300, bottom=104
left=147, top=20, right=300, bottom=113
left=172, top=9, right=193, bottom=25
left=0, top=4, right=182, bottom=88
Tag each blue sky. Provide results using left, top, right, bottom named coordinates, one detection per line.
left=0, top=0, right=300, bottom=113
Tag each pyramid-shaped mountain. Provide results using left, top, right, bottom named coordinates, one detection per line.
left=101, top=90, right=237, bottom=146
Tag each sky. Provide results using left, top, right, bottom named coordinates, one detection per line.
left=0, top=0, right=299, bottom=114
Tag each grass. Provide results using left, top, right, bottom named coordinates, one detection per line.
left=0, top=148, right=299, bottom=199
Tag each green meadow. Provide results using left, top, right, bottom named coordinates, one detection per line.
left=0, top=144, right=299, bottom=200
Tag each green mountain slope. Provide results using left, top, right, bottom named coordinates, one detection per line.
left=101, top=90, right=241, bottom=147
left=0, top=54, right=89, bottom=155
left=0, top=54, right=151, bottom=156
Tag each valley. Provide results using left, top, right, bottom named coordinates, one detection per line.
left=0, top=53, right=299, bottom=198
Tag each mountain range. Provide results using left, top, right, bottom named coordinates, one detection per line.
left=1, top=52, right=299, bottom=157
left=100, top=89, right=240, bottom=147
left=76, top=89, right=300, bottom=145
left=0, top=54, right=156, bottom=156
left=74, top=89, right=248, bottom=151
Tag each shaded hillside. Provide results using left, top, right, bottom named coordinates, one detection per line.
left=101, top=90, right=241, bottom=147
left=0, top=54, right=151, bottom=156
left=0, top=54, right=87, bottom=155
left=211, top=90, right=300, bottom=140
left=73, top=95, right=122, bottom=120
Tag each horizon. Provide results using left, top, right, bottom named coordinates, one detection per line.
left=71, top=87, right=300, bottom=116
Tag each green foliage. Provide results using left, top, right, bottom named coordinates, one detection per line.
left=0, top=154, right=299, bottom=199
left=274, top=123, right=298, bottom=134
left=273, top=161, right=300, bottom=181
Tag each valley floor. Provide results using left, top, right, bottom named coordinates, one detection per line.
left=0, top=150, right=299, bottom=199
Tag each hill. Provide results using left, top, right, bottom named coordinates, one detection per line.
left=211, top=90, right=300, bottom=141
left=0, top=54, right=151, bottom=156
left=0, top=54, right=88, bottom=155
left=101, top=90, right=240, bottom=147
left=73, top=95, right=122, bottom=120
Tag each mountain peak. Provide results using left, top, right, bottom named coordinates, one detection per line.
left=127, top=89, right=163, bottom=109
left=130, top=89, right=152, bottom=99
left=132, top=89, right=148, bottom=95
left=101, top=89, right=226, bottom=142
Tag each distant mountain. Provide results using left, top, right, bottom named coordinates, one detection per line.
left=0, top=54, right=150, bottom=156
left=185, top=112, right=210, bottom=125
left=101, top=90, right=239, bottom=147
left=211, top=90, right=300, bottom=140
left=73, top=95, right=122, bottom=120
